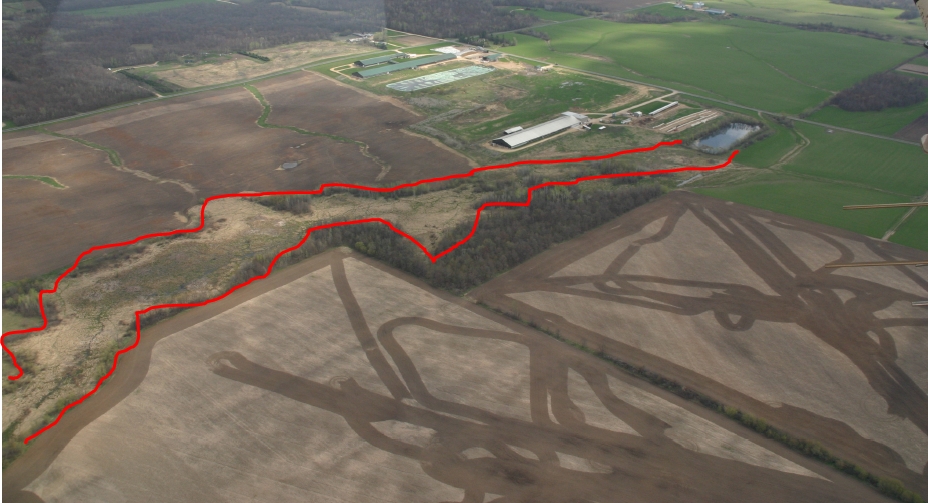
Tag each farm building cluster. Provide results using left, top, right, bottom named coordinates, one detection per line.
left=350, top=46, right=502, bottom=79
left=492, top=112, right=591, bottom=149
left=674, top=1, right=725, bottom=14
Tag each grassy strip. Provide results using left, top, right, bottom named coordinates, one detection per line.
left=2, top=174, right=66, bottom=189
left=38, top=128, right=124, bottom=167
left=478, top=303, right=926, bottom=503
left=117, top=69, right=182, bottom=95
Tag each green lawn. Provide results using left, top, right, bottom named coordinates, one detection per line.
left=711, top=0, right=928, bottom=39
left=500, top=16, right=921, bottom=114
left=73, top=0, right=215, bottom=16
left=781, top=123, right=928, bottom=196
left=692, top=174, right=911, bottom=238
left=890, top=207, right=928, bottom=251
left=808, top=101, right=928, bottom=137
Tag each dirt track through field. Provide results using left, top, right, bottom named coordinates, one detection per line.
left=472, top=191, right=928, bottom=494
left=2, top=250, right=896, bottom=503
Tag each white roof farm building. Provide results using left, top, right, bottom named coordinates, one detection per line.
left=493, top=113, right=589, bottom=149
left=649, top=101, right=679, bottom=115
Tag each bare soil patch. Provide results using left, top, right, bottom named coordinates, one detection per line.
left=392, top=35, right=437, bottom=47
left=254, top=72, right=475, bottom=182
left=3, top=250, right=891, bottom=503
left=1, top=137, right=192, bottom=279
left=471, top=191, right=928, bottom=494
left=51, top=86, right=381, bottom=195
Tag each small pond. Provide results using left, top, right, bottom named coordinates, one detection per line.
left=694, top=123, right=760, bottom=152
left=281, top=162, right=298, bottom=170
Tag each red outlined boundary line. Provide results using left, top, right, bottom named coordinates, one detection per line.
left=1, top=139, right=737, bottom=444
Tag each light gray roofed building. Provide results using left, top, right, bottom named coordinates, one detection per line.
left=492, top=113, right=588, bottom=148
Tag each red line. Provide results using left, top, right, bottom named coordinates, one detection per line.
left=1, top=140, right=737, bottom=444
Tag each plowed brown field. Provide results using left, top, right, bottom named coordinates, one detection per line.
left=2, top=72, right=474, bottom=278
left=2, top=250, right=894, bottom=502
left=471, top=191, right=928, bottom=496
left=2, top=135, right=193, bottom=279
left=253, top=72, right=474, bottom=183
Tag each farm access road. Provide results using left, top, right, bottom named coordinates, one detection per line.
left=1, top=49, right=387, bottom=133
left=2, top=21, right=921, bottom=149
left=383, top=27, right=922, bottom=148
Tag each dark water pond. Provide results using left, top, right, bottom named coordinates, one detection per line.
left=695, top=123, right=760, bottom=151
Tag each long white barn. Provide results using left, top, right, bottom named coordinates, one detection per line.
left=493, top=112, right=589, bottom=149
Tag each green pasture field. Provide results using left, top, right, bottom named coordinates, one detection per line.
left=731, top=121, right=800, bottom=168
left=434, top=71, right=631, bottom=142
left=808, top=101, right=928, bottom=137
left=711, top=0, right=928, bottom=39
left=73, top=0, right=215, bottom=16
left=692, top=173, right=911, bottom=239
left=781, top=123, right=928, bottom=196
left=499, top=15, right=921, bottom=114
left=890, top=208, right=928, bottom=250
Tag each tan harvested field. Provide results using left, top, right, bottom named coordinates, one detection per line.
left=254, top=72, right=475, bottom=182
left=392, top=35, right=438, bottom=47
left=1, top=135, right=193, bottom=279
left=472, top=191, right=928, bottom=495
left=153, top=41, right=372, bottom=88
left=3, top=250, right=894, bottom=502
left=3, top=72, right=474, bottom=277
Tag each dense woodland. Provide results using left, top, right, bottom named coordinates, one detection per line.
left=2, top=0, right=548, bottom=125
left=831, top=72, right=927, bottom=112
left=239, top=163, right=664, bottom=293
left=3, top=0, right=383, bottom=125
left=608, top=12, right=697, bottom=23
left=490, top=0, right=601, bottom=16
left=385, top=0, right=536, bottom=38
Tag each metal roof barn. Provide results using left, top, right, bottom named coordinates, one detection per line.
left=492, top=113, right=587, bottom=149
left=353, top=54, right=455, bottom=79
left=649, top=101, right=679, bottom=115
left=355, top=54, right=406, bottom=67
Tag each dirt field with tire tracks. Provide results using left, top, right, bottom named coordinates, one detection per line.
left=471, top=191, right=928, bottom=497
left=2, top=249, right=895, bottom=503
